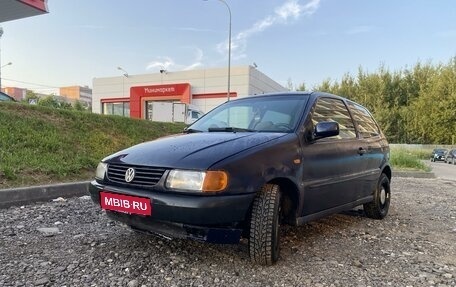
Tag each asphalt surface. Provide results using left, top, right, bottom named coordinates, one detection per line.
left=426, top=160, right=456, bottom=181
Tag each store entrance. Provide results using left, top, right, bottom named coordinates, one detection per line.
left=145, top=101, right=186, bottom=123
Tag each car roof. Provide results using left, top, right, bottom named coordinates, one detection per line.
left=0, top=91, right=16, bottom=102
left=231, top=91, right=349, bottom=102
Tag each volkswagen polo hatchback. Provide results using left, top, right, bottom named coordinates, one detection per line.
left=89, top=92, right=391, bottom=265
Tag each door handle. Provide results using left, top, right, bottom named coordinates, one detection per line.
left=358, top=147, right=366, bottom=155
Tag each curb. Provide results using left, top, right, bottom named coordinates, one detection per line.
left=0, top=181, right=91, bottom=209
left=392, top=171, right=435, bottom=179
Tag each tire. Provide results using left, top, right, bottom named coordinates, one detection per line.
left=364, top=173, right=391, bottom=219
left=249, top=184, right=282, bottom=266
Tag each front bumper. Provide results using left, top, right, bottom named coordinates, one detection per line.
left=89, top=181, right=256, bottom=243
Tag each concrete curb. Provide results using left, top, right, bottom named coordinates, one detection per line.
left=392, top=171, right=435, bottom=179
left=0, top=181, right=91, bottom=209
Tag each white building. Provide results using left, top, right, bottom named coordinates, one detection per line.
left=92, top=65, right=287, bottom=120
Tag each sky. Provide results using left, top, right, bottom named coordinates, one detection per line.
left=0, top=0, right=455, bottom=94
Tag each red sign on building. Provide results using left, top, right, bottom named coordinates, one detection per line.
left=129, top=83, right=191, bottom=118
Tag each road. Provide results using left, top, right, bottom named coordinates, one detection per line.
left=426, top=160, right=456, bottom=181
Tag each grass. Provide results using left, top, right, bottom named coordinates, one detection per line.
left=390, top=147, right=431, bottom=172
left=0, top=102, right=185, bottom=188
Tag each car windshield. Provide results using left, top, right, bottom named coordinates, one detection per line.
left=434, top=149, right=447, bottom=153
left=188, top=95, right=309, bottom=133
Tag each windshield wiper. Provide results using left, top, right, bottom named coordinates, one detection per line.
left=208, top=127, right=255, bottom=133
left=183, top=128, right=203, bottom=133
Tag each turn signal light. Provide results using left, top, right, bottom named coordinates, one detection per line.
left=202, top=171, right=228, bottom=192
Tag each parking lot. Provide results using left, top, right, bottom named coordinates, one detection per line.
left=427, top=160, right=456, bottom=181
left=1, top=176, right=455, bottom=287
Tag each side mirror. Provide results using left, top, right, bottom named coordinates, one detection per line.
left=314, top=121, right=339, bottom=140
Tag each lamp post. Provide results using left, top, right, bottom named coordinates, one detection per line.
left=0, top=62, right=12, bottom=90
left=117, top=66, right=129, bottom=99
left=0, top=27, right=4, bottom=90
left=117, top=66, right=129, bottom=78
left=204, top=0, right=231, bottom=101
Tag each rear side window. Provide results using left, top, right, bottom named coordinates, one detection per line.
left=347, top=102, right=380, bottom=138
left=311, top=98, right=356, bottom=140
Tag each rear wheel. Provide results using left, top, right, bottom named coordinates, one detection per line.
left=249, top=184, right=281, bottom=266
left=364, top=173, right=391, bottom=219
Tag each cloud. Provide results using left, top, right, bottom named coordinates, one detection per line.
left=146, top=56, right=175, bottom=71
left=145, top=0, right=321, bottom=71
left=216, top=0, right=321, bottom=59
left=345, top=25, right=374, bottom=35
left=146, top=47, right=204, bottom=72
left=183, top=48, right=204, bottom=70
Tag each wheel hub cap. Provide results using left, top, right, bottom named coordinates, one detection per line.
left=380, top=187, right=386, bottom=205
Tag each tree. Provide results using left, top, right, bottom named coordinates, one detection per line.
left=38, top=95, right=60, bottom=108
left=73, top=100, right=86, bottom=111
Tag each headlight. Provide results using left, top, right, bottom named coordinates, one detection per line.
left=166, top=170, right=228, bottom=192
left=95, top=162, right=107, bottom=180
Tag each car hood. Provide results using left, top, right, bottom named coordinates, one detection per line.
left=103, top=132, right=286, bottom=169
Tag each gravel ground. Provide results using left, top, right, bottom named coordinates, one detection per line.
left=1, top=177, right=456, bottom=287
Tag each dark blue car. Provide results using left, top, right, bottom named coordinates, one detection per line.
left=89, top=92, right=391, bottom=265
left=430, top=148, right=447, bottom=162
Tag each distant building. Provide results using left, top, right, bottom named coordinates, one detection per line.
left=1, top=87, right=26, bottom=101
left=59, top=86, right=92, bottom=106
left=92, top=65, right=287, bottom=118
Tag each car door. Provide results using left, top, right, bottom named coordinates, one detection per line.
left=347, top=102, right=387, bottom=197
left=299, top=97, right=368, bottom=215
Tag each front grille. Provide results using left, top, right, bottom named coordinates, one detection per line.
left=107, top=163, right=166, bottom=187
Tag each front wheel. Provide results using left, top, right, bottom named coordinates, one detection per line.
left=364, top=173, right=391, bottom=219
left=249, top=184, right=281, bottom=266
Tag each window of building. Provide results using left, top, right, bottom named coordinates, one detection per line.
left=311, top=98, right=356, bottom=140
left=102, top=102, right=130, bottom=117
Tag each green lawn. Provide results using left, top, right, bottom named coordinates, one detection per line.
left=390, top=147, right=431, bottom=172
left=0, top=102, right=185, bottom=188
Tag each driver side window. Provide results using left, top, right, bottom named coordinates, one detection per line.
left=311, top=98, right=356, bottom=140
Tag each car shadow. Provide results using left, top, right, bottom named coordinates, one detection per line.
left=89, top=207, right=371, bottom=269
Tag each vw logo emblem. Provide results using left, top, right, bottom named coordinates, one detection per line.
left=125, top=168, right=135, bottom=183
